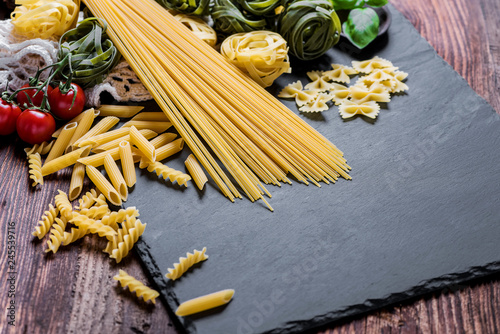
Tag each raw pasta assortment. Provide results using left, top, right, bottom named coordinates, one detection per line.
left=278, top=56, right=409, bottom=118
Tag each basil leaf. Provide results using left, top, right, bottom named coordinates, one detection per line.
left=342, top=7, right=379, bottom=49
left=332, top=0, right=364, bottom=10
left=365, top=0, right=388, bottom=7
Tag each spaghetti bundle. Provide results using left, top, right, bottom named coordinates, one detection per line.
left=83, top=0, right=351, bottom=210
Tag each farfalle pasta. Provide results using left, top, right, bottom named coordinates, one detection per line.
left=352, top=56, right=393, bottom=74
left=304, top=71, right=335, bottom=91
left=299, top=93, right=333, bottom=113
left=166, top=247, right=208, bottom=280
left=278, top=56, right=408, bottom=119
left=323, top=64, right=357, bottom=83
left=338, top=100, right=380, bottom=119
left=278, top=81, right=318, bottom=106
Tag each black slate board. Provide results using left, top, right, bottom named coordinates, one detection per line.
left=127, top=4, right=500, bottom=334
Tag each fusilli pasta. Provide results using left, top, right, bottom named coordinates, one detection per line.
left=28, top=153, right=44, bottom=187
left=32, top=204, right=59, bottom=239
left=114, top=269, right=159, bottom=304
left=110, top=216, right=146, bottom=263
left=165, top=247, right=208, bottom=281
left=45, top=217, right=68, bottom=254
left=71, top=214, right=117, bottom=240
left=146, top=161, right=191, bottom=187
left=55, top=190, right=73, bottom=220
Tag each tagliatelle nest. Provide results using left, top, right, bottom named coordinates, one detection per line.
left=173, top=14, right=217, bottom=47
left=10, top=0, right=80, bottom=40
left=220, top=30, right=291, bottom=88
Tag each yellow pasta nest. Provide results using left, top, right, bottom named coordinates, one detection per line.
left=28, top=153, right=44, bottom=187
left=146, top=161, right=191, bottom=187
left=114, top=270, right=159, bottom=304
left=24, top=140, right=54, bottom=156
left=45, top=217, right=68, bottom=253
left=11, top=0, right=80, bottom=40
left=55, top=190, right=73, bottom=220
left=220, top=31, right=291, bottom=88
left=32, top=204, right=59, bottom=239
left=110, top=216, right=147, bottom=263
left=166, top=247, right=208, bottom=280
left=173, top=14, right=216, bottom=47
left=100, top=207, right=140, bottom=231
left=71, top=213, right=117, bottom=240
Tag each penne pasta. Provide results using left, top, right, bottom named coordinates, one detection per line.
left=69, top=163, right=86, bottom=201
left=98, top=104, right=144, bottom=117
left=77, top=147, right=120, bottom=167
left=129, top=126, right=156, bottom=162
left=45, top=122, right=78, bottom=163
left=119, top=141, right=136, bottom=187
left=52, top=109, right=101, bottom=138
left=175, top=289, right=235, bottom=316
left=121, top=120, right=172, bottom=133
left=41, top=146, right=91, bottom=176
left=149, top=132, right=177, bottom=149
left=131, top=112, right=169, bottom=122
left=66, top=109, right=97, bottom=152
left=139, top=138, right=184, bottom=169
left=86, top=165, right=122, bottom=206
left=93, top=129, right=157, bottom=153
left=104, top=154, right=128, bottom=201
left=185, top=154, right=208, bottom=190
left=72, top=116, right=120, bottom=148
left=77, top=127, right=131, bottom=148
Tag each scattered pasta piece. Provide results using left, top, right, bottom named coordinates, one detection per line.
left=100, top=207, right=139, bottom=231
left=45, top=216, right=68, bottom=254
left=28, top=153, right=44, bottom=187
left=175, top=289, right=235, bottom=316
left=349, top=83, right=391, bottom=104
left=24, top=140, right=55, bottom=156
left=146, top=162, right=192, bottom=187
left=220, top=31, right=290, bottom=88
left=338, top=100, right=380, bottom=119
left=278, top=81, right=318, bottom=106
left=33, top=204, right=59, bottom=239
left=323, top=64, right=357, bottom=83
left=352, top=56, right=393, bottom=74
left=109, top=216, right=147, bottom=263
left=55, top=190, right=73, bottom=221
left=166, top=247, right=208, bottom=281
left=76, top=189, right=100, bottom=210
left=114, top=270, right=159, bottom=304
left=62, top=226, right=89, bottom=246
left=97, top=105, right=144, bottom=118
left=299, top=93, right=332, bottom=113
left=71, top=213, right=117, bottom=240
left=304, top=71, right=335, bottom=91
left=185, top=154, right=208, bottom=190
left=329, top=83, right=351, bottom=106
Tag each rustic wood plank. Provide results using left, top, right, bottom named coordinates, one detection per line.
left=0, top=0, right=499, bottom=333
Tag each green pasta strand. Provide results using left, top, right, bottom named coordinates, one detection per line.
left=156, top=0, right=210, bottom=15
left=58, top=17, right=121, bottom=88
left=211, top=0, right=268, bottom=35
left=278, top=0, right=341, bottom=60
left=236, top=0, right=282, bottom=16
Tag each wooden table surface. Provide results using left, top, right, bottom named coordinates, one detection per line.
left=1, top=0, right=499, bottom=333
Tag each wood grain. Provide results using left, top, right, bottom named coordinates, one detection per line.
left=0, top=0, right=499, bottom=333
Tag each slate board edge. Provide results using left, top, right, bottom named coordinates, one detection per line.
left=136, top=239, right=500, bottom=334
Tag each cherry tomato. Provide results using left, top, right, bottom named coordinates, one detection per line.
left=48, top=83, right=85, bottom=120
left=16, top=83, right=53, bottom=109
left=16, top=109, right=56, bottom=145
left=0, top=98, right=22, bottom=136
